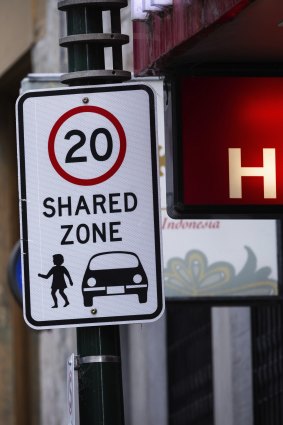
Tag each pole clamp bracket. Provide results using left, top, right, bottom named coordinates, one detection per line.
left=74, top=355, right=121, bottom=369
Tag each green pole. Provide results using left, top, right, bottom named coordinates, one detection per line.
left=58, top=1, right=131, bottom=423
left=77, top=326, right=124, bottom=424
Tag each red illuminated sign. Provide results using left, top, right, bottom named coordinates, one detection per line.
left=169, top=76, right=283, bottom=218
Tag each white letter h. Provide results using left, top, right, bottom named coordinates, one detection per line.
left=228, top=148, right=276, bottom=198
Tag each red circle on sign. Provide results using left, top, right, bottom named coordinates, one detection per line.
left=48, top=106, right=126, bottom=186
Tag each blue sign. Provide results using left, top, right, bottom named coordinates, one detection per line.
left=8, top=241, right=22, bottom=305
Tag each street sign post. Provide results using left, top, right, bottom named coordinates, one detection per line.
left=16, top=83, right=164, bottom=329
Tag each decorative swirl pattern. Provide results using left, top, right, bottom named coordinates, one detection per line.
left=164, top=247, right=277, bottom=297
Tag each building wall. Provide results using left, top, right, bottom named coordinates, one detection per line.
left=0, top=53, right=35, bottom=425
left=0, top=92, right=19, bottom=425
left=0, top=1, right=56, bottom=424
left=133, top=0, right=247, bottom=74
left=0, top=0, right=45, bottom=78
left=212, top=307, right=253, bottom=425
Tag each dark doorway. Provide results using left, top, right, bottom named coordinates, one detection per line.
left=166, top=302, right=214, bottom=425
left=251, top=304, right=283, bottom=425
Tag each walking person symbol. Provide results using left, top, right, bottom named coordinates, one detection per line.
left=38, top=254, right=73, bottom=308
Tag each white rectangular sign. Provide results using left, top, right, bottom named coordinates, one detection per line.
left=16, top=83, right=164, bottom=329
left=67, top=354, right=78, bottom=425
left=159, top=138, right=279, bottom=298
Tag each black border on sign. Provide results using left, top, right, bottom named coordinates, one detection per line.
left=17, top=84, right=163, bottom=328
left=166, top=71, right=283, bottom=219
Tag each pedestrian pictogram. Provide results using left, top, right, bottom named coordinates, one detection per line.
left=38, top=254, right=73, bottom=308
left=16, top=82, right=164, bottom=329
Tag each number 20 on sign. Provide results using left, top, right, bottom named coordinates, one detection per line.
left=16, top=83, right=164, bottom=329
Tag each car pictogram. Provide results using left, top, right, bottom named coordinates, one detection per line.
left=82, top=251, right=148, bottom=306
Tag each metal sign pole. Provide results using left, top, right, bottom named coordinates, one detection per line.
left=58, top=1, right=131, bottom=423
left=76, top=327, right=124, bottom=424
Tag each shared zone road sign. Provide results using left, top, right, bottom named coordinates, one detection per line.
left=16, top=82, right=164, bottom=329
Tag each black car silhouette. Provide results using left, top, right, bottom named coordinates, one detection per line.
left=82, top=251, right=148, bottom=307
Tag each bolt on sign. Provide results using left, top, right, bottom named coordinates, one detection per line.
left=166, top=76, right=283, bottom=218
left=16, top=82, right=164, bottom=329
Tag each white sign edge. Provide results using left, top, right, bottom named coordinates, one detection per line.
left=16, top=82, right=165, bottom=330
